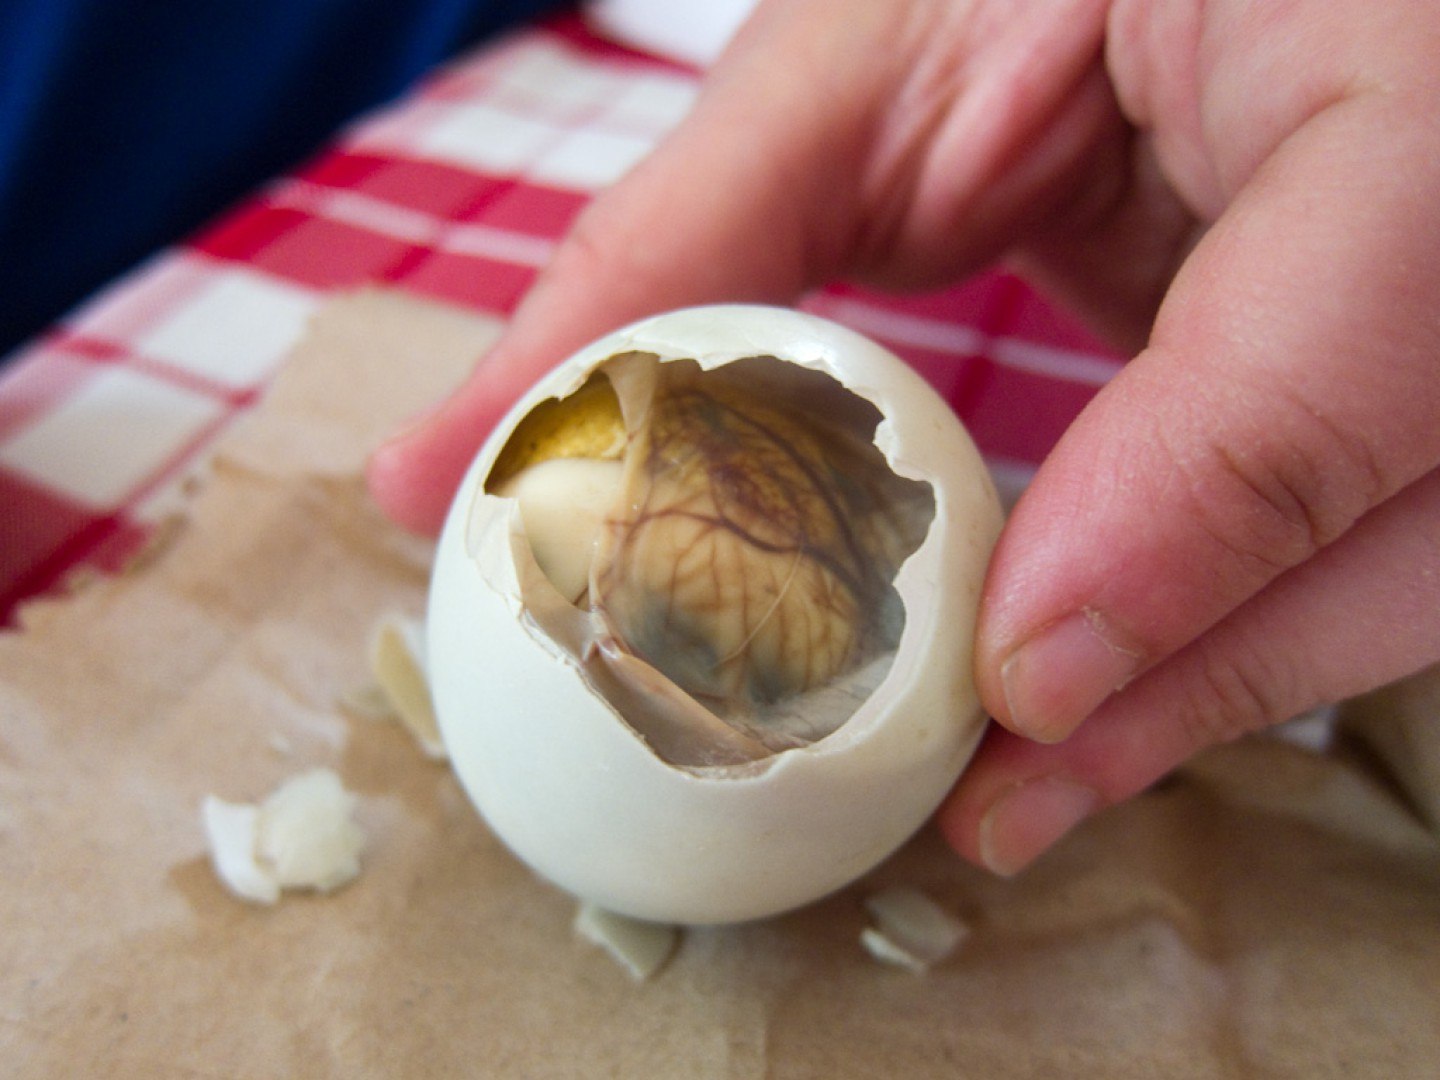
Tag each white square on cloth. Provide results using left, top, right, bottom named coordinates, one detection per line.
left=490, top=41, right=628, bottom=118
left=137, top=272, right=319, bottom=389
left=600, top=73, right=699, bottom=136
left=528, top=128, right=657, bottom=191
left=0, top=366, right=224, bottom=509
left=413, top=103, right=561, bottom=174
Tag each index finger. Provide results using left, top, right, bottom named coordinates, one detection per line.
left=365, top=0, right=1114, bottom=533
left=364, top=3, right=882, bottom=534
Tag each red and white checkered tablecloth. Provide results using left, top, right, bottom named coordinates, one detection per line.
left=0, top=14, right=1122, bottom=626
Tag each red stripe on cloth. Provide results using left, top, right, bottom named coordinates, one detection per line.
left=44, top=332, right=262, bottom=409
left=393, top=250, right=539, bottom=313
left=0, top=349, right=98, bottom=442
left=198, top=206, right=425, bottom=291
left=541, top=13, right=700, bottom=73
left=824, top=276, right=1021, bottom=327
left=822, top=274, right=1123, bottom=359
left=194, top=202, right=312, bottom=263
left=840, top=341, right=1097, bottom=465
left=191, top=179, right=567, bottom=312
left=290, top=149, right=389, bottom=190
left=296, top=152, right=514, bottom=222
left=807, top=278, right=1114, bottom=463
left=999, top=278, right=1124, bottom=355
left=957, top=362, right=1101, bottom=465
left=462, top=181, right=587, bottom=236
left=0, top=469, right=147, bottom=626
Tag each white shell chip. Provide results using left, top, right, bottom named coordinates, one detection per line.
left=860, top=887, right=970, bottom=973
left=367, top=613, right=447, bottom=760
left=573, top=903, right=680, bottom=981
left=202, top=767, right=366, bottom=905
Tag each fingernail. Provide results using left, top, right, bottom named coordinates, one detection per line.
left=979, top=777, right=1101, bottom=877
left=1000, top=610, right=1140, bottom=743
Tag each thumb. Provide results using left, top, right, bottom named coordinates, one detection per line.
left=947, top=77, right=1440, bottom=874
left=978, top=90, right=1440, bottom=744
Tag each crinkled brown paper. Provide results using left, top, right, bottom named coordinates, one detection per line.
left=2, top=290, right=1438, bottom=1078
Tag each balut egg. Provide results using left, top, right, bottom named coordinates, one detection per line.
left=427, top=305, right=1002, bottom=925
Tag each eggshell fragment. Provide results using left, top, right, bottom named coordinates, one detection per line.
left=428, top=305, right=1003, bottom=924
left=201, top=767, right=366, bottom=904
left=203, top=797, right=278, bottom=905
left=860, top=887, right=970, bottom=973
left=573, top=903, right=679, bottom=981
left=257, top=769, right=366, bottom=892
left=368, top=613, right=446, bottom=760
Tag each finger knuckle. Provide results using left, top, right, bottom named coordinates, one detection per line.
left=1178, top=647, right=1292, bottom=751
left=1174, top=397, right=1387, bottom=581
left=555, top=209, right=629, bottom=280
left=1175, top=659, right=1278, bottom=754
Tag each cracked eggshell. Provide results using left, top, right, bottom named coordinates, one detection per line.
left=427, top=304, right=1003, bottom=925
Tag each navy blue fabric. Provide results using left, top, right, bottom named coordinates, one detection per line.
left=0, top=0, right=564, bottom=359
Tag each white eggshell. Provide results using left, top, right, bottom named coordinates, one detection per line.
left=427, top=304, right=1002, bottom=924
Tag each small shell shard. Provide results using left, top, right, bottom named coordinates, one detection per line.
left=573, top=902, right=680, bottom=981
left=256, top=769, right=366, bottom=893
left=201, top=768, right=366, bottom=905
left=860, top=887, right=969, bottom=973
left=369, top=613, right=447, bottom=760
left=202, top=796, right=279, bottom=905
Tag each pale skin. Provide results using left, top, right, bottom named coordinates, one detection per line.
left=368, top=0, right=1440, bottom=875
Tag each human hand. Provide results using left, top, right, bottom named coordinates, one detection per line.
left=368, top=0, right=1440, bottom=875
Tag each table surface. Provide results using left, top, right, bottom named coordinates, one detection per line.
left=0, top=13, right=1121, bottom=625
